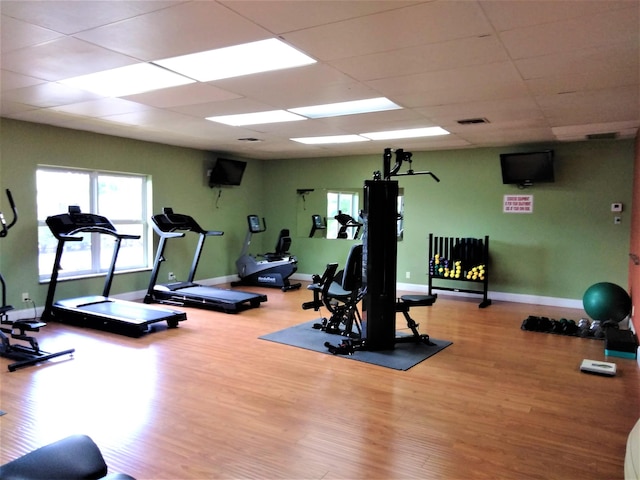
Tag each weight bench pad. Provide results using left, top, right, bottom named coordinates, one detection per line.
left=0, top=434, right=135, bottom=480
left=400, top=295, right=436, bottom=307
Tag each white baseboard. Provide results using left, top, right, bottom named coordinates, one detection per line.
left=7, top=275, right=585, bottom=320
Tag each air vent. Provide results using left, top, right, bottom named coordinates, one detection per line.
left=586, top=132, right=618, bottom=140
left=457, top=118, right=489, bottom=125
left=237, top=137, right=263, bottom=142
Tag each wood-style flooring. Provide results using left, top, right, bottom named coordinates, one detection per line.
left=1, top=285, right=638, bottom=479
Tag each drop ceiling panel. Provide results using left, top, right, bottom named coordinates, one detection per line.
left=499, top=7, right=638, bottom=59
left=515, top=43, right=638, bottom=82
left=537, top=86, right=639, bottom=126
left=419, top=97, right=543, bottom=125
left=0, top=0, right=183, bottom=35
left=124, top=83, right=242, bottom=109
left=3, top=81, right=101, bottom=108
left=479, top=0, right=634, bottom=31
left=1, top=15, right=62, bottom=53
left=73, top=1, right=271, bottom=61
left=0, top=70, right=45, bottom=91
left=210, top=64, right=362, bottom=107
left=367, top=62, right=526, bottom=101
left=220, top=1, right=419, bottom=34
left=329, top=35, right=509, bottom=82
left=283, top=2, right=492, bottom=61
left=1, top=37, right=138, bottom=81
left=526, top=65, right=637, bottom=96
left=1, top=0, right=637, bottom=159
left=50, top=98, right=153, bottom=117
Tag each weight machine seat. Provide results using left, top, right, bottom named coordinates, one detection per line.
left=399, top=294, right=436, bottom=308
left=263, top=229, right=293, bottom=261
left=0, top=434, right=135, bottom=480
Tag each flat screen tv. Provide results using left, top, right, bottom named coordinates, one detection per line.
left=500, top=150, right=554, bottom=187
left=208, top=158, right=247, bottom=187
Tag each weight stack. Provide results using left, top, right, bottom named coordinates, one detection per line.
left=361, top=179, right=398, bottom=351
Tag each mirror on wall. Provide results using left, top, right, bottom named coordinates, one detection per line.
left=297, top=187, right=404, bottom=240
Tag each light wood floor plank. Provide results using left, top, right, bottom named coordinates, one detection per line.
left=1, top=285, right=638, bottom=479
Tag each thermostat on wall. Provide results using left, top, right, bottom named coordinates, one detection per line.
left=580, top=359, right=617, bottom=376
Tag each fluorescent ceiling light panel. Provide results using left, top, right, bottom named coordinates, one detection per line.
left=361, top=126, right=450, bottom=140
left=206, top=110, right=306, bottom=126
left=291, top=135, right=370, bottom=145
left=59, top=63, right=195, bottom=97
left=154, top=38, right=316, bottom=82
left=289, top=97, right=401, bottom=118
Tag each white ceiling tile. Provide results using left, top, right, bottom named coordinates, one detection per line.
left=515, top=43, right=638, bottom=81
left=0, top=0, right=183, bottom=35
left=480, top=0, right=635, bottom=31
left=213, top=69, right=380, bottom=109
left=283, top=1, right=492, bottom=61
left=498, top=6, right=639, bottom=59
left=123, top=83, right=242, bottom=109
left=0, top=0, right=637, bottom=158
left=329, top=35, right=508, bottom=81
left=367, top=62, right=525, bottom=100
left=1, top=15, right=62, bottom=53
left=1, top=37, right=138, bottom=81
left=50, top=98, right=154, bottom=117
left=3, top=81, right=101, bottom=108
left=537, top=86, right=639, bottom=126
left=220, top=0, right=419, bottom=34
left=1, top=70, right=46, bottom=91
left=73, top=1, right=270, bottom=61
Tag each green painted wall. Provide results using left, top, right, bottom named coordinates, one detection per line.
left=0, top=119, right=634, bottom=309
left=259, top=142, right=634, bottom=300
left=0, top=119, right=267, bottom=307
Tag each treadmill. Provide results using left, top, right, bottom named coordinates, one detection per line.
left=42, top=206, right=187, bottom=337
left=144, top=208, right=267, bottom=313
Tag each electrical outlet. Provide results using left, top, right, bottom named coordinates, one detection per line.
left=406, top=271, right=410, bottom=279
left=168, top=272, right=176, bottom=281
left=21, top=292, right=30, bottom=302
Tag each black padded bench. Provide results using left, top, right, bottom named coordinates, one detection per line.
left=0, top=434, right=135, bottom=480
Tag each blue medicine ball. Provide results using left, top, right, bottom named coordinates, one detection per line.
left=582, top=282, right=631, bottom=322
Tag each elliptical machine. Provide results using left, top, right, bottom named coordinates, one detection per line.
left=0, top=189, right=74, bottom=371
left=231, top=215, right=301, bottom=291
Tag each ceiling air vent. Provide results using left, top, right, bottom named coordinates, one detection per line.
left=586, top=132, right=618, bottom=140
left=457, top=118, right=489, bottom=125
left=238, top=137, right=263, bottom=142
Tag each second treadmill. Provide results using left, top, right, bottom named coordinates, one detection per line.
left=144, top=208, right=267, bottom=313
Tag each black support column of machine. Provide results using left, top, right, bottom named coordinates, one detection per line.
left=145, top=208, right=267, bottom=313
left=325, top=148, right=440, bottom=354
left=42, top=206, right=187, bottom=337
left=0, top=190, right=75, bottom=371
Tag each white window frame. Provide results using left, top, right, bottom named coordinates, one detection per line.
left=37, top=166, right=152, bottom=282
left=326, top=190, right=360, bottom=240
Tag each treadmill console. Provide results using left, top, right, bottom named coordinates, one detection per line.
left=46, top=206, right=117, bottom=238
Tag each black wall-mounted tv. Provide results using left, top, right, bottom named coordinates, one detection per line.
left=500, top=150, right=554, bottom=187
left=208, top=158, right=247, bottom=187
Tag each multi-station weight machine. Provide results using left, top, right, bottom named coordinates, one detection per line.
left=0, top=190, right=74, bottom=371
left=325, top=148, right=441, bottom=353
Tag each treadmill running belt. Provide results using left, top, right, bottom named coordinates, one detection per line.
left=56, top=299, right=180, bottom=325
left=169, top=285, right=262, bottom=302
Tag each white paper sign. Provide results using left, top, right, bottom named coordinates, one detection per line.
left=503, top=194, right=533, bottom=213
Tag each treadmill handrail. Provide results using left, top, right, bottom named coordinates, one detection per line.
left=58, top=227, right=140, bottom=241
left=152, top=210, right=224, bottom=237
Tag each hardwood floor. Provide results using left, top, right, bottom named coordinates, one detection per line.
left=1, top=285, right=638, bottom=479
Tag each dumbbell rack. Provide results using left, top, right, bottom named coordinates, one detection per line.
left=427, top=234, right=491, bottom=308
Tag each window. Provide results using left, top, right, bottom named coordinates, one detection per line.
left=37, top=167, right=151, bottom=281
left=326, top=190, right=360, bottom=240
